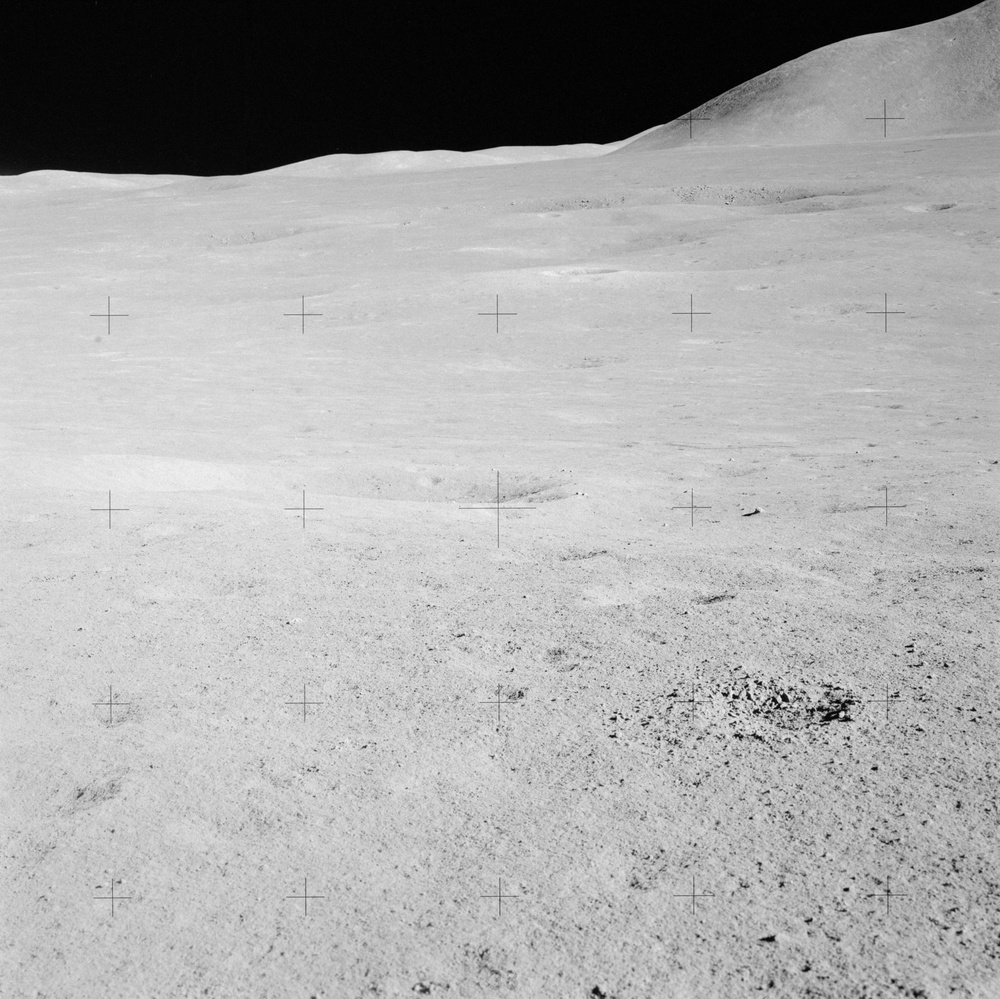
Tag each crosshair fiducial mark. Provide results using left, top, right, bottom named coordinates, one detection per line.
left=673, top=873, right=715, bottom=916
left=285, top=877, right=325, bottom=915
left=284, top=684, right=323, bottom=722
left=866, top=682, right=907, bottom=722
left=479, top=684, right=522, bottom=730
left=478, top=294, right=517, bottom=336
left=460, top=471, right=536, bottom=549
left=93, top=685, right=130, bottom=725
left=89, top=296, right=128, bottom=336
left=865, top=486, right=907, bottom=526
left=679, top=110, right=711, bottom=138
left=284, top=295, right=323, bottom=335
left=865, top=99, right=905, bottom=138
left=90, top=490, right=129, bottom=529
left=677, top=668, right=708, bottom=721
left=480, top=877, right=519, bottom=918
left=93, top=873, right=132, bottom=917
left=672, top=489, right=712, bottom=527
left=671, top=293, right=711, bottom=332
left=867, top=874, right=908, bottom=915
left=867, top=292, right=905, bottom=332
left=285, top=490, right=324, bottom=528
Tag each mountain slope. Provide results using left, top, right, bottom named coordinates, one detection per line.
left=621, top=1, right=1000, bottom=149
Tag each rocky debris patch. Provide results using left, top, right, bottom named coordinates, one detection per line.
left=544, top=646, right=581, bottom=671
left=604, top=675, right=860, bottom=752
left=558, top=548, right=610, bottom=561
left=721, top=676, right=859, bottom=731
left=627, top=845, right=670, bottom=891
left=693, top=592, right=736, bottom=604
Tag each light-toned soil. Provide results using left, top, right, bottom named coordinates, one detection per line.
left=1, top=99, right=998, bottom=999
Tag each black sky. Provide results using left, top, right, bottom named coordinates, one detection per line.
left=0, top=0, right=976, bottom=176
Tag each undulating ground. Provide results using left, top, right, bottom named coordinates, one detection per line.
left=2, top=25, right=999, bottom=998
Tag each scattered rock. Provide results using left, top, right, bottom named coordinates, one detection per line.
left=694, top=593, right=736, bottom=605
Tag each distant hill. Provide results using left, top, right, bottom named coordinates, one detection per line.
left=620, top=0, right=1000, bottom=149
left=257, top=142, right=627, bottom=179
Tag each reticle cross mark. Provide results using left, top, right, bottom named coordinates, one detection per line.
left=285, top=877, right=325, bottom=915
left=480, top=877, right=519, bottom=918
left=93, top=685, right=130, bottom=725
left=284, top=490, right=324, bottom=528
left=479, top=684, right=523, bottom=731
left=460, top=472, right=536, bottom=549
left=866, top=293, right=905, bottom=332
left=672, top=294, right=711, bottom=333
left=284, top=684, right=323, bottom=722
left=93, top=873, right=133, bottom=917
left=678, top=111, right=711, bottom=138
left=865, top=100, right=905, bottom=138
left=477, top=295, right=517, bottom=336
left=284, top=296, right=323, bottom=335
left=90, top=297, right=128, bottom=336
left=865, top=486, right=907, bottom=526
left=90, top=491, right=129, bottom=529
left=673, top=873, right=715, bottom=916
left=672, top=490, right=712, bottom=528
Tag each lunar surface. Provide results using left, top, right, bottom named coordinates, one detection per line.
left=3, top=3, right=999, bottom=998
